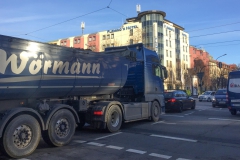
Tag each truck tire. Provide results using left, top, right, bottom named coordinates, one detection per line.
left=106, top=105, right=122, bottom=133
left=0, top=115, right=41, bottom=158
left=43, top=109, right=75, bottom=147
left=151, top=101, right=160, bottom=122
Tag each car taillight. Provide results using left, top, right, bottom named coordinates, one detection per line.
left=168, top=98, right=176, bottom=102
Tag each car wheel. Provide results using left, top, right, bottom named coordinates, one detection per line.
left=178, top=103, right=183, bottom=113
left=191, top=102, right=195, bottom=109
left=230, top=109, right=237, bottom=115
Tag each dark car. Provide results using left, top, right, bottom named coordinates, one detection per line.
left=164, top=90, right=196, bottom=112
left=212, top=89, right=227, bottom=107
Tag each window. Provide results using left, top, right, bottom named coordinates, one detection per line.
left=186, top=46, right=188, bottom=52
left=186, top=55, right=188, bottom=61
left=169, top=41, right=171, bottom=47
left=77, top=39, right=80, bottom=43
left=170, top=61, right=172, bottom=67
left=166, top=40, right=168, bottom=46
left=130, top=29, right=133, bottom=36
left=107, top=44, right=110, bottom=47
left=167, top=60, right=168, bottom=67
left=130, top=39, right=133, bottom=45
left=170, top=51, right=172, bottom=58
left=183, top=54, right=185, bottom=61
left=102, top=45, right=105, bottom=50
left=152, top=65, right=162, bottom=79
left=89, top=37, right=92, bottom=42
left=183, top=46, right=185, bottom=52
left=107, top=35, right=110, bottom=39
left=111, top=43, right=114, bottom=47
left=92, top=36, right=96, bottom=41
left=103, top=35, right=106, bottom=40
left=111, top=34, right=114, bottom=39
left=166, top=29, right=168, bottom=36
left=64, top=41, right=66, bottom=45
left=183, top=37, right=185, bottom=43
left=169, top=31, right=171, bottom=38
left=166, top=50, right=168, bottom=57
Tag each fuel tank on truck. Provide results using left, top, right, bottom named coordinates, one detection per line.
left=0, top=35, right=133, bottom=100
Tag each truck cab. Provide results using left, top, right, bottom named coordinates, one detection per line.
left=227, top=71, right=240, bottom=115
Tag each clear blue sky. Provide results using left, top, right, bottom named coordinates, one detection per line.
left=1, top=0, right=239, bottom=65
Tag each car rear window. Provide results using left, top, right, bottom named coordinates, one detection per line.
left=164, top=92, right=173, bottom=98
left=215, top=90, right=227, bottom=95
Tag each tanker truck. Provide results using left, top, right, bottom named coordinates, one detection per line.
left=0, top=34, right=167, bottom=158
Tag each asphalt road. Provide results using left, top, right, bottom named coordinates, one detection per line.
left=2, top=100, right=240, bottom=160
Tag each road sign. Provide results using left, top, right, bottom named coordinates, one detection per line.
left=197, top=72, right=204, bottom=81
left=218, top=62, right=222, bottom=68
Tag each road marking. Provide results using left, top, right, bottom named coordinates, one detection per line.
left=184, top=112, right=194, bottom=115
left=73, top=140, right=86, bottom=144
left=163, top=115, right=184, bottom=118
left=87, top=142, right=105, bottom=147
left=18, top=159, right=31, bottom=160
left=95, top=132, right=122, bottom=140
left=176, top=158, right=191, bottom=160
left=126, top=149, right=146, bottom=154
left=209, top=118, right=240, bottom=122
left=152, top=121, right=176, bottom=125
left=106, top=145, right=124, bottom=150
left=150, top=134, right=197, bottom=142
left=149, top=153, right=172, bottom=159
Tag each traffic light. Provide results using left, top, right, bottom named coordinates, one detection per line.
left=218, top=62, right=222, bottom=68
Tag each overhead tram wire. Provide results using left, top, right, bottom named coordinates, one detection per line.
left=187, top=21, right=240, bottom=32
left=19, top=0, right=114, bottom=37
left=190, top=29, right=240, bottom=38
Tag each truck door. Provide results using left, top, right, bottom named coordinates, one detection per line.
left=152, top=64, right=164, bottom=94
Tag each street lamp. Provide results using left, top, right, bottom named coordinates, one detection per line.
left=215, top=54, right=227, bottom=89
left=216, top=54, right=227, bottom=61
left=81, top=22, right=85, bottom=36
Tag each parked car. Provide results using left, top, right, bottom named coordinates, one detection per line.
left=198, top=91, right=215, bottom=102
left=212, top=89, right=227, bottom=107
left=164, top=90, right=196, bottom=112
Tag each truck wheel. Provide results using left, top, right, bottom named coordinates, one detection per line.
left=43, top=109, right=75, bottom=147
left=151, top=101, right=160, bottom=122
left=0, top=115, right=41, bottom=158
left=106, top=105, right=122, bottom=133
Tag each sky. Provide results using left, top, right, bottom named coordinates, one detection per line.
left=0, top=0, right=240, bottom=65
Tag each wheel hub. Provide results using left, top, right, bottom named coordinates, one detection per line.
left=13, top=125, right=32, bottom=149
left=55, top=119, right=69, bottom=138
left=111, top=111, right=119, bottom=127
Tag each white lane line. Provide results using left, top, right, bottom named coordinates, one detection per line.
left=87, top=142, right=105, bottom=147
left=150, top=134, right=197, bottom=143
left=163, top=115, right=184, bottom=118
left=18, top=159, right=31, bottom=160
left=184, top=112, right=194, bottom=116
left=176, top=158, right=191, bottom=160
left=126, top=149, right=146, bottom=154
left=209, top=118, right=240, bottom=122
left=95, top=132, right=122, bottom=140
left=106, top=145, right=124, bottom=150
left=73, top=140, right=87, bottom=144
left=152, top=121, right=176, bottom=125
left=149, top=153, right=172, bottom=159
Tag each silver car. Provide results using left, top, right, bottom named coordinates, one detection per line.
left=198, top=91, right=215, bottom=102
